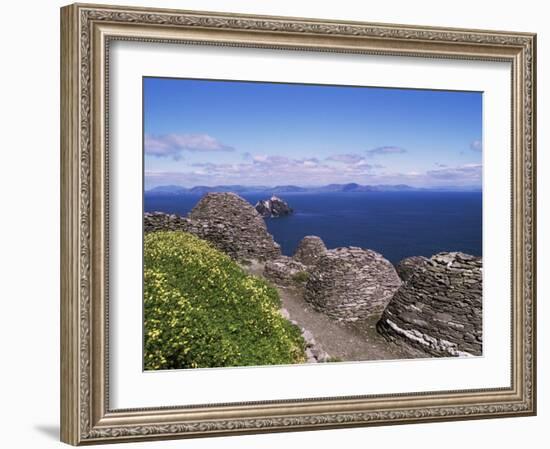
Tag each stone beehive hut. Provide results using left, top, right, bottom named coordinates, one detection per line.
left=293, top=236, right=327, bottom=266
left=144, top=193, right=281, bottom=262
left=396, top=256, right=428, bottom=282
left=377, top=252, right=482, bottom=357
left=187, top=192, right=281, bottom=262
left=304, top=247, right=402, bottom=321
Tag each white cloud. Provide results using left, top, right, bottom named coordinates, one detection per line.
left=146, top=153, right=376, bottom=187
left=144, top=133, right=235, bottom=159
left=366, top=146, right=407, bottom=156
left=426, top=163, right=482, bottom=181
left=326, top=154, right=364, bottom=164
left=146, top=157, right=481, bottom=189
left=252, top=155, right=290, bottom=164
left=326, top=154, right=377, bottom=171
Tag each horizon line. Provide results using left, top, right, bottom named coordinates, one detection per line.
left=145, top=183, right=482, bottom=192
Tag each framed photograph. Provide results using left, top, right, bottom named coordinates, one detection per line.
left=60, top=3, right=537, bottom=445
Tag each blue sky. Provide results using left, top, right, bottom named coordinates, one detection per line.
left=144, top=77, right=482, bottom=189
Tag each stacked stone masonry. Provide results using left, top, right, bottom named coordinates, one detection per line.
left=377, top=252, right=482, bottom=357
left=396, top=256, right=429, bottom=282
left=144, top=192, right=281, bottom=262
left=293, top=235, right=327, bottom=266
left=144, top=193, right=483, bottom=358
left=264, top=256, right=309, bottom=286
left=304, top=247, right=402, bottom=321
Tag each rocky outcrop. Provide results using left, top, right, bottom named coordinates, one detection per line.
left=254, top=195, right=293, bottom=218
left=280, top=308, right=330, bottom=363
left=144, top=192, right=281, bottom=262
left=396, top=256, right=428, bottom=282
left=302, top=329, right=331, bottom=363
left=304, top=247, right=402, bottom=321
left=377, top=252, right=482, bottom=357
left=293, top=236, right=327, bottom=266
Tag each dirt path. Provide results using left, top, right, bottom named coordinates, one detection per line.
left=277, top=284, right=424, bottom=361
left=244, top=261, right=426, bottom=362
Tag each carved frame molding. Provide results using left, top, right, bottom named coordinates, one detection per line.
left=60, top=3, right=536, bottom=445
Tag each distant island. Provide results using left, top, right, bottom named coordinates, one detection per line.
left=145, top=183, right=481, bottom=196
left=255, top=196, right=293, bottom=218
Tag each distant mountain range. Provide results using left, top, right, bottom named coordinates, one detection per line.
left=145, top=183, right=481, bottom=196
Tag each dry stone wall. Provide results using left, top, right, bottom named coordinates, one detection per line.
left=264, top=235, right=329, bottom=287
left=144, top=212, right=195, bottom=234
left=264, top=256, right=309, bottom=286
left=377, top=252, right=482, bottom=357
left=304, top=247, right=402, bottom=321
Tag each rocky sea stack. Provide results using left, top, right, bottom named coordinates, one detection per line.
left=304, top=247, right=402, bottom=321
left=255, top=195, right=293, bottom=218
left=144, top=192, right=281, bottom=262
left=377, top=252, right=482, bottom=356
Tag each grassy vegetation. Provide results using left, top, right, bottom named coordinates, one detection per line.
left=291, top=271, right=310, bottom=284
left=144, top=231, right=306, bottom=370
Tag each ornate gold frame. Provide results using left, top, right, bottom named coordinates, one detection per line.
left=60, top=3, right=536, bottom=445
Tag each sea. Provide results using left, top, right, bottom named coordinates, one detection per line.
left=144, top=191, right=482, bottom=265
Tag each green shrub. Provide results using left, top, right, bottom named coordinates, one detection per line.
left=144, top=231, right=306, bottom=370
left=291, top=271, right=310, bottom=284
